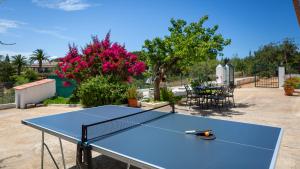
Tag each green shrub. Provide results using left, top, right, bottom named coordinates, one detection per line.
left=14, top=75, right=30, bottom=86
left=284, top=77, right=300, bottom=88
left=23, top=69, right=38, bottom=81
left=160, top=87, right=175, bottom=103
left=67, top=92, right=80, bottom=104
left=77, top=76, right=128, bottom=107
left=43, top=96, right=69, bottom=105
left=127, top=86, right=137, bottom=99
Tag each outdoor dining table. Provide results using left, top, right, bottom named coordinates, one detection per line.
left=194, top=85, right=224, bottom=92
left=193, top=85, right=226, bottom=108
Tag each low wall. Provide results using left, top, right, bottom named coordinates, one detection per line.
left=14, top=79, right=56, bottom=109
left=235, top=77, right=255, bottom=86
left=0, top=103, right=16, bottom=110
left=285, top=74, right=300, bottom=78
left=138, top=86, right=187, bottom=99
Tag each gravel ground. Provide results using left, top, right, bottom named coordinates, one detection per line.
left=0, top=87, right=299, bottom=169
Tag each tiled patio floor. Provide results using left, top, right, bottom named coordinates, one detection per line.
left=0, top=87, right=299, bottom=169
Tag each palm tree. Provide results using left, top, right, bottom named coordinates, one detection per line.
left=12, top=54, right=27, bottom=75
left=30, top=49, right=50, bottom=73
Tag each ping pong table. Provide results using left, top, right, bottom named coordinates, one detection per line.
left=22, top=104, right=282, bottom=169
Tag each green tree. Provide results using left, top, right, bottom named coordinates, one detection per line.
left=189, top=59, right=219, bottom=83
left=0, top=55, right=15, bottom=82
left=143, top=16, right=230, bottom=100
left=230, top=56, right=247, bottom=76
left=12, top=54, right=27, bottom=75
left=280, top=38, right=299, bottom=73
left=252, top=39, right=300, bottom=74
left=30, top=49, right=50, bottom=73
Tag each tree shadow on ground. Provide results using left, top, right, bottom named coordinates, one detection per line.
left=69, top=155, right=140, bottom=169
left=177, top=102, right=255, bottom=117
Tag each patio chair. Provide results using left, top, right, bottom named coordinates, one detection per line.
left=184, top=84, right=199, bottom=108
left=196, top=87, right=208, bottom=109
left=225, top=85, right=235, bottom=107
left=207, top=87, right=227, bottom=110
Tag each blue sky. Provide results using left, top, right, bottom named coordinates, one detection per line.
left=0, top=0, right=299, bottom=59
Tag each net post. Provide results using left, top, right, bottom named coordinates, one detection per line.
left=83, top=145, right=92, bottom=169
left=82, top=125, right=87, bottom=143
left=170, top=102, right=175, bottom=113
left=76, top=143, right=83, bottom=164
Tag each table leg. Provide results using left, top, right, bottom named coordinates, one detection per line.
left=41, top=131, right=44, bottom=169
left=59, top=138, right=66, bottom=169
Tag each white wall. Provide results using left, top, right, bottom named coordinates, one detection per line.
left=15, top=79, right=56, bottom=109
left=278, top=67, right=285, bottom=88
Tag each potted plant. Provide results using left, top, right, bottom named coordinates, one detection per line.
left=127, top=86, right=138, bottom=107
left=283, top=77, right=300, bottom=96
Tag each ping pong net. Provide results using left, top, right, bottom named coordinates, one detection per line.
left=81, top=103, right=175, bottom=143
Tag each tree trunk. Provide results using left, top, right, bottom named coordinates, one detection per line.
left=17, top=66, right=21, bottom=75
left=154, top=77, right=161, bottom=101
left=284, top=51, right=288, bottom=66
left=39, top=61, right=42, bottom=73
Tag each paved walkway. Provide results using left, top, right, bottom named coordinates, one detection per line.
left=177, top=88, right=300, bottom=169
left=0, top=88, right=299, bottom=169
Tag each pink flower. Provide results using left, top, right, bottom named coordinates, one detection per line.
left=127, top=76, right=133, bottom=83
left=133, top=62, right=146, bottom=75
left=70, top=56, right=81, bottom=64
left=62, top=65, right=70, bottom=73
left=130, top=54, right=137, bottom=61
left=63, top=81, right=71, bottom=87
left=66, top=73, right=75, bottom=79
left=56, top=71, right=64, bottom=78
left=54, top=32, right=146, bottom=83
left=80, top=61, right=88, bottom=68
left=102, top=62, right=111, bottom=73
left=83, top=46, right=92, bottom=55
left=127, top=67, right=134, bottom=74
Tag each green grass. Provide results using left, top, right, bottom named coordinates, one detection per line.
left=43, top=96, right=70, bottom=105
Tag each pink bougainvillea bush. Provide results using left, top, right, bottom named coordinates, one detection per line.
left=55, top=32, right=146, bottom=84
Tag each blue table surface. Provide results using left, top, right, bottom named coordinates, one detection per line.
left=22, top=105, right=282, bottom=169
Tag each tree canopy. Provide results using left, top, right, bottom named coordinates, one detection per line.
left=0, top=55, right=15, bottom=82
left=12, top=55, right=27, bottom=75
left=30, top=49, right=50, bottom=73
left=142, top=16, right=231, bottom=100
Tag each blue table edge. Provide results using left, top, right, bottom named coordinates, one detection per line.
left=269, top=128, right=283, bottom=169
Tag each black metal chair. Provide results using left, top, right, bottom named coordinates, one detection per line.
left=207, top=87, right=227, bottom=110
left=195, top=87, right=208, bottom=109
left=184, top=84, right=199, bottom=108
left=225, top=85, right=235, bottom=107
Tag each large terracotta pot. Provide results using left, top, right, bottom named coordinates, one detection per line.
left=128, top=98, right=138, bottom=107
left=284, top=86, right=294, bottom=96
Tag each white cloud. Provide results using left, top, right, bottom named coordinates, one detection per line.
left=31, top=27, right=74, bottom=40
left=0, top=50, right=32, bottom=57
left=32, top=0, right=91, bottom=11
left=0, top=19, right=24, bottom=33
